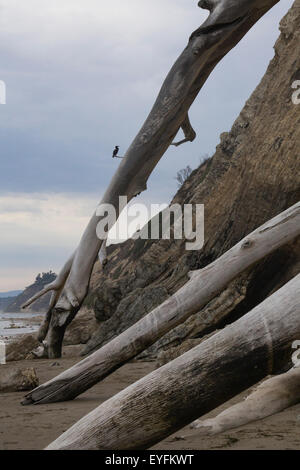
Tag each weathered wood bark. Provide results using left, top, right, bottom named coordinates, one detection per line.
left=22, top=202, right=300, bottom=405
left=23, top=0, right=280, bottom=358
left=46, top=274, right=300, bottom=450
left=190, top=367, right=300, bottom=435
left=171, top=113, right=196, bottom=147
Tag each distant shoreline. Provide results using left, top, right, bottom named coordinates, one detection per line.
left=0, top=311, right=43, bottom=343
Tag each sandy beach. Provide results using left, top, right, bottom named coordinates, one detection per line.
left=1, top=357, right=300, bottom=451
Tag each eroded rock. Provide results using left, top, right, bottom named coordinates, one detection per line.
left=6, top=335, right=40, bottom=362
left=0, top=367, right=39, bottom=392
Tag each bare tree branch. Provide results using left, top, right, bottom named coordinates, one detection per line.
left=38, top=0, right=280, bottom=357
left=171, top=113, right=196, bottom=146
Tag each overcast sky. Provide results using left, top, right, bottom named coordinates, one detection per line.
left=0, top=0, right=293, bottom=291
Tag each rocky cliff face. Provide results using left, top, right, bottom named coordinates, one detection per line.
left=0, top=297, right=16, bottom=311
left=5, top=273, right=57, bottom=313
left=80, top=1, right=300, bottom=361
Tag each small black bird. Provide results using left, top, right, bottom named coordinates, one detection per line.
left=112, top=145, right=119, bottom=158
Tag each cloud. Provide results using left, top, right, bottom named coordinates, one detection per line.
left=0, top=192, right=97, bottom=247
left=0, top=192, right=96, bottom=289
left=0, top=1, right=293, bottom=195
left=0, top=0, right=294, bottom=290
left=0, top=191, right=170, bottom=289
left=0, top=267, right=43, bottom=291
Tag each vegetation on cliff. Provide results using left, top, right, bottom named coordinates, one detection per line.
left=5, top=271, right=57, bottom=313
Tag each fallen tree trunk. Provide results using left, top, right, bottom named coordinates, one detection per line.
left=46, top=273, right=300, bottom=450
left=190, top=366, right=300, bottom=435
left=22, top=0, right=280, bottom=358
left=22, top=201, right=300, bottom=405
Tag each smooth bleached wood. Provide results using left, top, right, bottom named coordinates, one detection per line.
left=22, top=0, right=280, bottom=357
left=22, top=201, right=300, bottom=405
left=190, top=367, right=300, bottom=435
left=46, top=274, right=300, bottom=450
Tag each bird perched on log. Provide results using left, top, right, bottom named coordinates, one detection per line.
left=112, top=146, right=120, bottom=158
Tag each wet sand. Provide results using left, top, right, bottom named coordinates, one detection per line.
left=0, top=358, right=300, bottom=450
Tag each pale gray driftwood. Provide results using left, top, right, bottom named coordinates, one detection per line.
left=46, top=273, right=300, bottom=449
left=22, top=0, right=280, bottom=358
left=190, top=366, right=300, bottom=434
left=22, top=201, right=300, bottom=405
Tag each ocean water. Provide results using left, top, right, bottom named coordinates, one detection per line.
left=0, top=311, right=42, bottom=343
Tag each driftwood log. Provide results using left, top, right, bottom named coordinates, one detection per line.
left=22, top=0, right=280, bottom=358
left=22, top=202, right=300, bottom=405
left=46, top=273, right=300, bottom=450
left=190, top=366, right=300, bottom=435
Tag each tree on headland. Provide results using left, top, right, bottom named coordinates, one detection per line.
left=34, top=271, right=57, bottom=286
left=174, top=165, right=193, bottom=187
